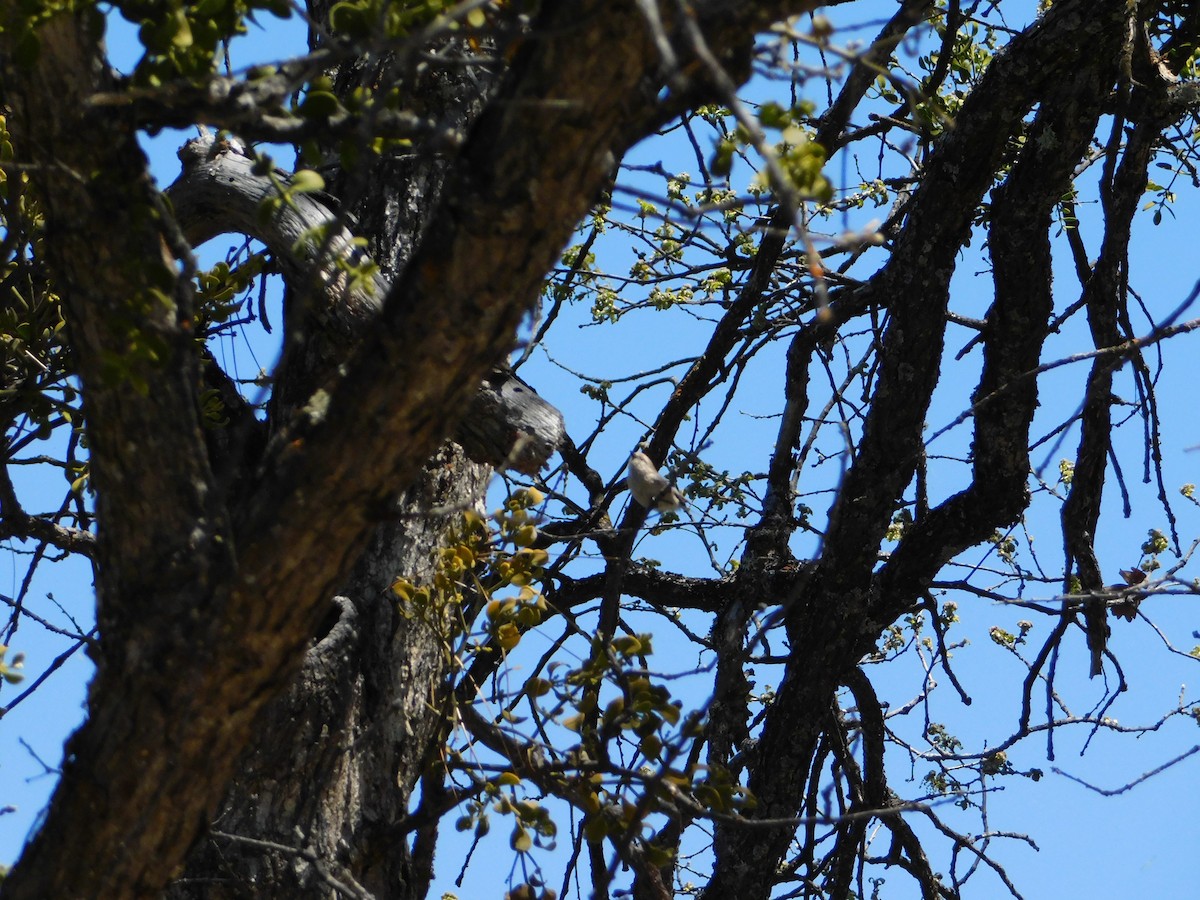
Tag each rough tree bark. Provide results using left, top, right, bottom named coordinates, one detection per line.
left=163, top=136, right=509, bottom=896
left=157, top=18, right=560, bottom=891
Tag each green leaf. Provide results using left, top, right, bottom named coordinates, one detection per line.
left=329, top=0, right=372, bottom=37
left=511, top=824, right=533, bottom=853
left=290, top=169, right=326, bottom=194
left=299, top=91, right=340, bottom=119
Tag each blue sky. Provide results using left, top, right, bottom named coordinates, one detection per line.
left=4, top=3, right=1200, bottom=898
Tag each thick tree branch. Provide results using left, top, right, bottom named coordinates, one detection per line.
left=551, top=566, right=731, bottom=615
left=821, top=0, right=1127, bottom=591
left=0, top=9, right=238, bottom=898
left=0, top=463, right=96, bottom=558
left=707, top=4, right=1137, bottom=896
left=879, top=29, right=1122, bottom=604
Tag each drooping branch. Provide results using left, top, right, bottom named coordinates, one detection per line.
left=1062, top=36, right=1192, bottom=677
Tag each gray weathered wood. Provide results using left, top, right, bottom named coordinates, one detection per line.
left=168, top=134, right=564, bottom=473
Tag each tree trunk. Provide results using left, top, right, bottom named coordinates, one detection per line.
left=170, top=445, right=489, bottom=899
left=170, top=29, right=501, bottom=899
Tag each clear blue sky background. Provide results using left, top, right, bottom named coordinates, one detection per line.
left=3, top=3, right=1199, bottom=898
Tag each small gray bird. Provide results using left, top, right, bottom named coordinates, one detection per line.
left=626, top=450, right=685, bottom=512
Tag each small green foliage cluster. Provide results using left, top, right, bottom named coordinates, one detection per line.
left=875, top=619, right=910, bottom=655
left=709, top=101, right=833, bottom=203
left=628, top=259, right=652, bottom=282
left=197, top=388, right=228, bottom=428
left=0, top=114, right=81, bottom=441
left=885, top=507, right=913, bottom=542
left=873, top=607, right=936, bottom=657
left=988, top=619, right=1032, bottom=649
left=588, top=288, right=618, bottom=324
left=700, top=266, right=733, bottom=295
left=0, top=645, right=25, bottom=686
left=295, top=74, right=343, bottom=122
left=689, top=764, right=754, bottom=818
left=650, top=221, right=683, bottom=264
left=449, top=772, right=559, bottom=900
left=255, top=163, right=326, bottom=228
left=292, top=75, right=424, bottom=168
left=328, top=0, right=492, bottom=40
left=193, top=253, right=267, bottom=337
left=990, top=529, right=1018, bottom=565
left=925, top=723, right=962, bottom=755
left=251, top=162, right=383, bottom=295
left=111, top=0, right=292, bottom=85
left=389, top=487, right=549, bottom=653
left=840, top=178, right=892, bottom=212
left=872, top=601, right=958, bottom=659
left=645, top=284, right=687, bottom=310
left=564, top=641, right=682, bottom=758
left=1058, top=458, right=1075, bottom=486
left=924, top=741, right=1041, bottom=809
left=559, top=244, right=596, bottom=275
left=0, top=279, right=72, bottom=438
left=909, top=14, right=1000, bottom=132
left=1140, top=527, right=1169, bottom=563
left=921, top=768, right=957, bottom=797
left=544, top=242, right=600, bottom=313
left=979, top=750, right=1009, bottom=776
left=578, top=380, right=611, bottom=404
left=453, top=770, right=558, bottom=853
left=669, top=454, right=753, bottom=519
left=1144, top=159, right=1181, bottom=224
